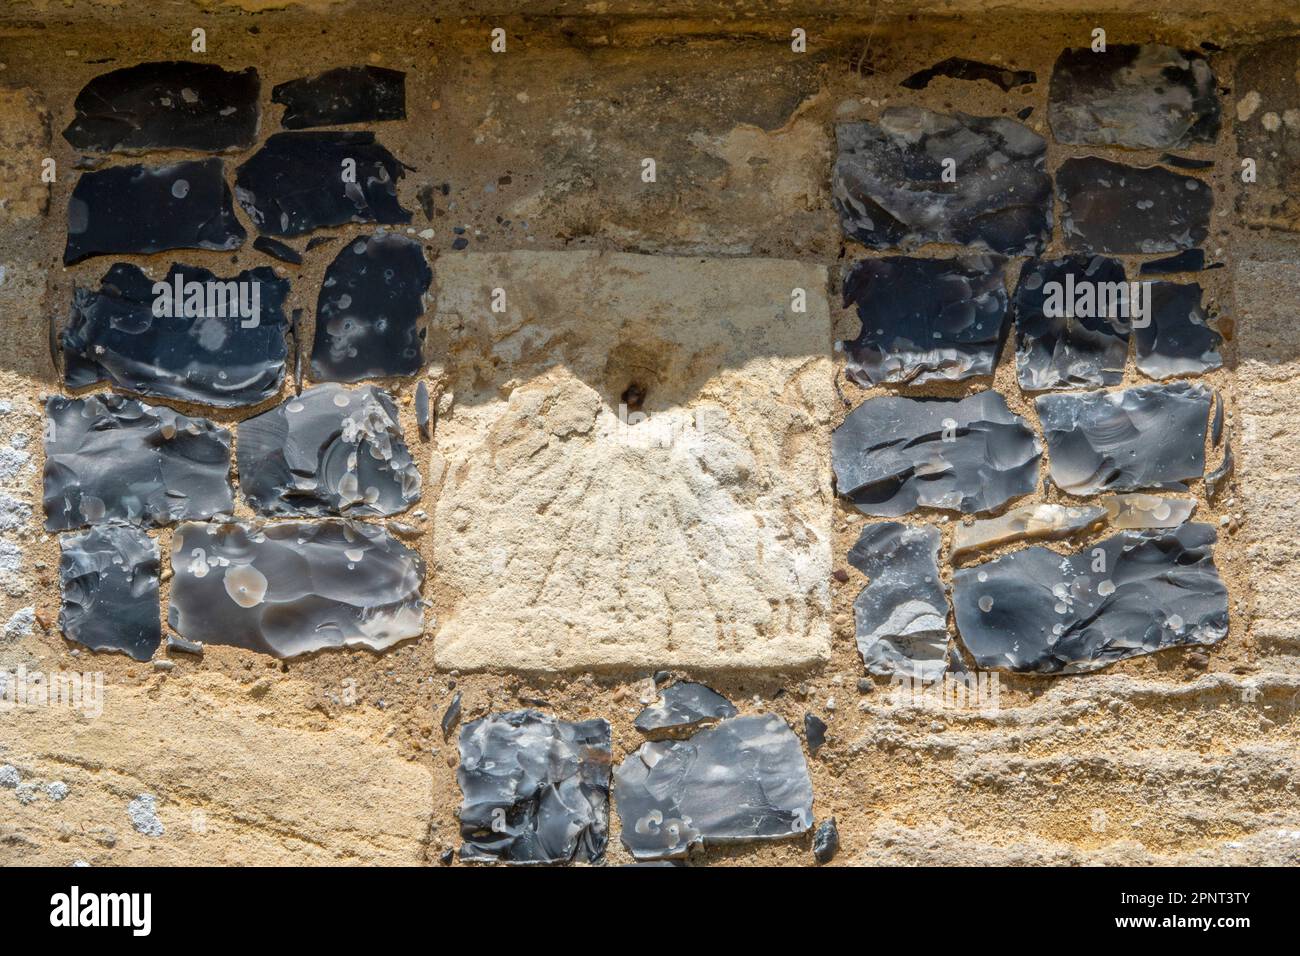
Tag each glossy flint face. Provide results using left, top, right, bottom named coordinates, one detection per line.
left=59, top=526, right=161, bottom=662
left=272, top=66, right=406, bottom=129
left=633, top=681, right=737, bottom=733
left=1058, top=158, right=1211, bottom=255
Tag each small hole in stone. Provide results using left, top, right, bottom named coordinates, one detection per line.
left=621, top=382, right=646, bottom=412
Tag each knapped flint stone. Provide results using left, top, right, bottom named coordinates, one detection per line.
left=1134, top=281, right=1223, bottom=379
left=234, top=131, right=411, bottom=238
left=634, top=681, right=737, bottom=733
left=64, top=159, right=246, bottom=265
left=43, top=395, right=233, bottom=531
left=1058, top=158, right=1211, bottom=255
left=59, top=525, right=160, bottom=662
left=1048, top=45, right=1220, bottom=149
left=237, top=383, right=421, bottom=517
left=167, top=520, right=423, bottom=658
left=310, top=233, right=431, bottom=382
left=457, top=710, right=611, bottom=864
left=1036, top=382, right=1211, bottom=496
left=847, top=521, right=949, bottom=680
left=253, top=235, right=303, bottom=265
left=833, top=108, right=1052, bottom=255
left=803, top=713, right=828, bottom=755
left=812, top=817, right=840, bottom=864
left=1102, top=493, right=1197, bottom=529
left=441, top=692, right=462, bottom=738
left=1139, top=249, right=1206, bottom=275
left=841, top=255, right=1009, bottom=386
left=415, top=380, right=431, bottom=439
left=614, top=714, right=813, bottom=860
left=950, top=503, right=1108, bottom=562
left=901, top=58, right=1036, bottom=92
left=1206, top=439, right=1234, bottom=502
left=62, top=262, right=290, bottom=409
left=952, top=523, right=1228, bottom=674
left=832, top=391, right=1041, bottom=517
left=273, top=66, right=406, bottom=129
left=63, top=61, right=260, bottom=153
left=1011, top=255, right=1130, bottom=390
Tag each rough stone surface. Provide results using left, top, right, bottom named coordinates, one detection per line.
left=1235, top=39, right=1300, bottom=231
left=0, top=87, right=51, bottom=223
left=429, top=251, right=832, bottom=671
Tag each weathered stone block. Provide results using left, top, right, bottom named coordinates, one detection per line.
left=429, top=251, right=833, bottom=671
left=1236, top=40, right=1300, bottom=231
left=0, top=87, right=50, bottom=224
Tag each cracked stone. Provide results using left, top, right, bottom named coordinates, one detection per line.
left=847, top=521, right=949, bottom=680
left=832, top=391, right=1041, bottom=517
left=634, top=681, right=737, bottom=733
left=43, top=395, right=234, bottom=531
left=166, top=519, right=424, bottom=658
left=1048, top=45, right=1220, bottom=149
left=272, top=65, right=406, bottom=129
left=63, top=61, right=260, bottom=153
left=1036, top=382, right=1211, bottom=495
left=63, top=262, right=290, bottom=409
left=950, top=503, right=1108, bottom=562
left=310, top=233, right=431, bottom=382
left=64, top=159, right=246, bottom=265
left=237, top=383, right=420, bottom=517
left=234, top=131, right=411, bottom=238
left=1102, top=493, right=1197, bottom=529
left=833, top=107, right=1052, bottom=255
left=901, top=58, right=1035, bottom=92
left=1058, top=158, right=1211, bottom=255
left=1134, top=281, right=1223, bottom=379
left=613, top=714, right=813, bottom=860
left=457, top=710, right=610, bottom=864
left=1011, top=255, right=1130, bottom=390
left=59, top=525, right=160, bottom=662
left=840, top=254, right=1009, bottom=386
left=952, top=523, right=1228, bottom=674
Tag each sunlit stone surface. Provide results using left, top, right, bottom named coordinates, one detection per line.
left=457, top=710, right=610, bottom=864
left=1011, top=255, right=1130, bottom=390
left=634, top=681, right=737, bottom=733
left=167, top=520, right=424, bottom=658
left=614, top=714, right=813, bottom=860
left=950, top=503, right=1108, bottom=561
left=63, top=262, right=290, bottom=408
left=1048, top=45, right=1220, bottom=149
left=841, top=254, right=1009, bottom=386
left=234, top=132, right=412, bottom=237
left=847, top=521, right=949, bottom=679
left=1134, top=281, right=1223, bottom=379
left=64, top=159, right=246, bottom=265
left=59, top=526, right=160, bottom=662
left=63, top=61, right=260, bottom=153
left=237, top=383, right=421, bottom=517
left=1058, top=158, right=1211, bottom=254
left=833, top=107, right=1052, bottom=255
left=310, top=233, right=431, bottom=382
left=273, top=65, right=406, bottom=129
left=43, top=395, right=233, bottom=531
left=1037, top=382, right=1211, bottom=495
left=832, top=391, right=1041, bottom=516
left=952, top=523, right=1228, bottom=674
left=1102, top=493, right=1197, bottom=529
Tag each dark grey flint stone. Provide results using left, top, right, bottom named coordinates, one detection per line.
left=614, top=714, right=813, bottom=861
left=43, top=395, right=233, bottom=531
left=59, top=526, right=160, bottom=662
left=1139, top=249, right=1206, bottom=275
left=1058, top=158, right=1211, bottom=255
left=952, top=523, right=1228, bottom=675
left=252, top=235, right=303, bottom=265
left=167, top=519, right=425, bottom=658
left=457, top=710, right=611, bottom=865
left=234, top=131, right=411, bottom=238
left=62, top=262, right=290, bottom=409
left=833, top=108, right=1052, bottom=255
left=1134, top=281, right=1223, bottom=379
left=1036, top=382, right=1211, bottom=496
left=63, top=61, right=260, bottom=153
left=1011, top=255, right=1130, bottom=391
left=841, top=255, right=1009, bottom=386
left=272, top=66, right=406, bottom=129
left=634, top=681, right=737, bottom=733
left=415, top=380, right=431, bottom=439
left=812, top=818, right=840, bottom=864
left=1206, top=439, right=1234, bottom=502
left=237, top=383, right=421, bottom=517
left=311, top=233, right=432, bottom=382
left=64, top=159, right=246, bottom=265
left=832, top=391, right=1041, bottom=517
left=1048, top=45, right=1220, bottom=150
left=901, top=58, right=1035, bottom=92
left=847, top=521, right=949, bottom=680
left=441, top=692, right=462, bottom=738
left=803, top=713, right=827, bottom=755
